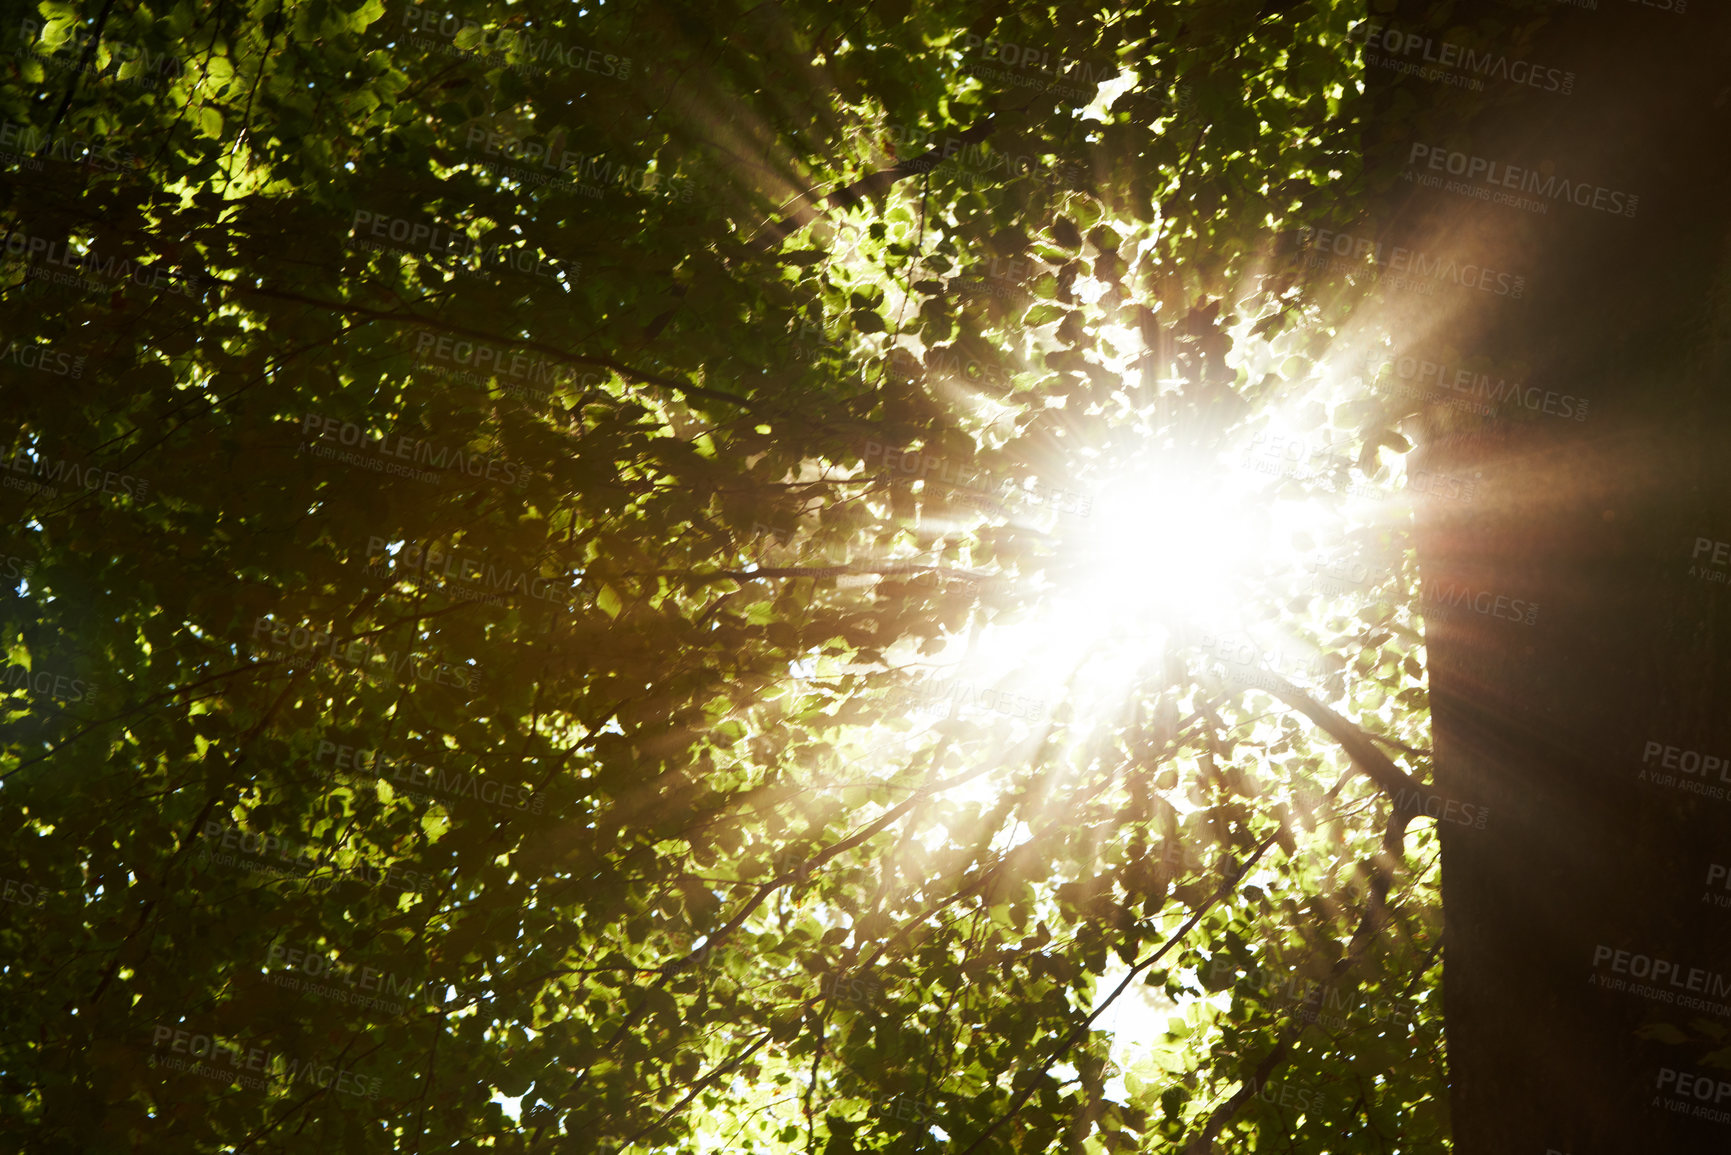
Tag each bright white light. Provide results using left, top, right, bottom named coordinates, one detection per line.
left=1092, top=959, right=1179, bottom=1063
left=932, top=441, right=1345, bottom=729
left=1064, top=461, right=1266, bottom=631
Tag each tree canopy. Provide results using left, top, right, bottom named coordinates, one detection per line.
left=0, top=0, right=1560, bottom=1149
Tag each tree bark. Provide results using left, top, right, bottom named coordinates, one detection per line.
left=1373, top=3, right=1731, bottom=1149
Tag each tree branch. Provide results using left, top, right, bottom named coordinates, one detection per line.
left=214, top=281, right=766, bottom=414
left=1180, top=808, right=1410, bottom=1153
left=753, top=119, right=996, bottom=248
left=957, top=830, right=1284, bottom=1155
left=1257, top=671, right=1433, bottom=845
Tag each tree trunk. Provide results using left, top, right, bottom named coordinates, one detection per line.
left=1372, top=3, right=1731, bottom=1149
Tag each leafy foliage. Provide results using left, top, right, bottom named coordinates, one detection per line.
left=0, top=0, right=1465, bottom=1150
